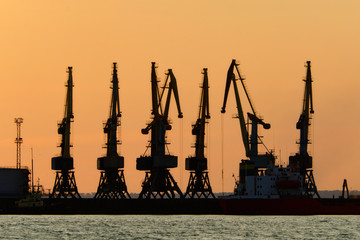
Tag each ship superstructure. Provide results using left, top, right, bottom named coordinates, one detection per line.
left=222, top=60, right=319, bottom=199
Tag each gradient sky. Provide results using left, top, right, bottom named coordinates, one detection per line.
left=0, top=1, right=359, bottom=193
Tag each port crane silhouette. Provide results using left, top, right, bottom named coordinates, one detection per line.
left=289, top=61, right=319, bottom=198
left=184, top=68, right=215, bottom=199
left=137, top=62, right=183, bottom=199
left=51, top=67, right=80, bottom=199
left=94, top=63, right=131, bottom=199
left=221, top=59, right=274, bottom=173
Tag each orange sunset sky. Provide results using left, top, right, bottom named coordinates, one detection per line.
left=0, top=1, right=359, bottom=194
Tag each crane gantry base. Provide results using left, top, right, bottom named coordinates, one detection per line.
left=94, top=170, right=131, bottom=199
left=138, top=169, right=183, bottom=199
left=184, top=171, right=215, bottom=199
left=304, top=170, right=320, bottom=198
left=50, top=171, right=81, bottom=199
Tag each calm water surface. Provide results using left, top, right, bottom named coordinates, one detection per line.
left=0, top=215, right=359, bottom=239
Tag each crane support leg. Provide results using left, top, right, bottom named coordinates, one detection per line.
left=304, top=170, right=320, bottom=198
left=50, top=171, right=81, bottom=199
left=184, top=171, right=215, bottom=199
left=138, top=169, right=183, bottom=199
left=94, top=170, right=131, bottom=199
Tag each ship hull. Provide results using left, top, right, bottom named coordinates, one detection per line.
left=219, top=198, right=360, bottom=215
left=1, top=198, right=360, bottom=215
left=2, top=198, right=223, bottom=215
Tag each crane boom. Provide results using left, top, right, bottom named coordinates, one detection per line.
left=193, top=68, right=210, bottom=159
left=221, top=60, right=249, bottom=155
left=232, top=73, right=250, bottom=156
left=105, top=62, right=121, bottom=157
left=59, top=67, right=73, bottom=159
left=297, top=61, right=314, bottom=155
left=221, top=59, right=272, bottom=164
left=234, top=63, right=256, bottom=115
left=164, top=69, right=183, bottom=120
left=142, top=64, right=183, bottom=135
left=151, top=62, right=161, bottom=117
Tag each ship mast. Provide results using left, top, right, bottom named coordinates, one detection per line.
left=136, top=62, right=183, bottom=199
left=184, top=68, right=215, bottom=198
left=50, top=67, right=81, bottom=199
left=94, top=62, right=131, bottom=199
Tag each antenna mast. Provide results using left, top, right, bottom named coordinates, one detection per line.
left=31, top=147, right=34, bottom=193
left=14, top=118, right=23, bottom=169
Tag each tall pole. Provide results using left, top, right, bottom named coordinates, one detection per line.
left=31, top=147, right=34, bottom=193
left=14, top=118, right=23, bottom=169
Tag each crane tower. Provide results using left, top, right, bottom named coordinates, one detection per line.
left=94, top=63, right=131, bottom=199
left=50, top=67, right=81, bottom=199
left=289, top=61, right=319, bottom=198
left=184, top=68, right=215, bottom=198
left=137, top=62, right=183, bottom=199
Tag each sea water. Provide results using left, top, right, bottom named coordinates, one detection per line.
left=0, top=215, right=359, bottom=239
